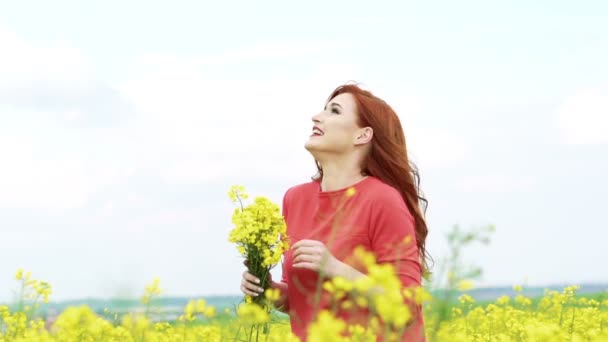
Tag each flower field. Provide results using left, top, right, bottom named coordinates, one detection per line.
left=2, top=188, right=606, bottom=341
left=2, top=267, right=607, bottom=341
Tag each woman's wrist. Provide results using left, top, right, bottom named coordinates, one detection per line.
left=271, top=279, right=285, bottom=289
left=331, top=260, right=366, bottom=281
left=270, top=280, right=289, bottom=312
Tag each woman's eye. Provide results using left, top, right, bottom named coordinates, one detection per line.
left=331, top=108, right=340, bottom=114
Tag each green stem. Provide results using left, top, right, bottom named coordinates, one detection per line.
left=237, top=193, right=244, bottom=212
left=28, top=295, right=40, bottom=322
left=265, top=322, right=270, bottom=342
left=569, top=305, right=576, bottom=340
left=18, top=279, right=24, bottom=312
left=232, top=321, right=243, bottom=341
left=384, top=322, right=391, bottom=342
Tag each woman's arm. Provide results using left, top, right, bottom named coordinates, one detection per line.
left=270, top=279, right=289, bottom=313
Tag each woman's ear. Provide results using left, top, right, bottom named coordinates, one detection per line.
left=354, top=127, right=373, bottom=145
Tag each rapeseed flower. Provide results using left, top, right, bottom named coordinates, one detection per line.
left=457, top=279, right=474, bottom=291
left=228, top=185, right=289, bottom=311
left=236, top=302, right=271, bottom=325
left=307, top=310, right=348, bottom=342
left=345, top=187, right=356, bottom=198
left=318, top=246, right=427, bottom=338
left=2, top=267, right=608, bottom=341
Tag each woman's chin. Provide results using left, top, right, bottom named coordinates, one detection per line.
left=304, top=139, right=323, bottom=153
left=304, top=137, right=316, bottom=146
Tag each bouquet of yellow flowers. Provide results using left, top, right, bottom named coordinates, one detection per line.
left=228, top=185, right=289, bottom=308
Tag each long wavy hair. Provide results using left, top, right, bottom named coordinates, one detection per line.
left=312, top=82, right=432, bottom=277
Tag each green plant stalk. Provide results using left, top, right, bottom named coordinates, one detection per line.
left=247, top=246, right=271, bottom=309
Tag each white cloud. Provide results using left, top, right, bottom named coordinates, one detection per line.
left=0, top=27, right=133, bottom=127
left=453, top=172, right=535, bottom=193
left=0, top=31, right=469, bottom=283
left=117, top=57, right=359, bottom=184
left=0, top=130, right=129, bottom=210
left=0, top=27, right=91, bottom=87
left=0, top=29, right=469, bottom=215
left=407, top=127, right=471, bottom=169
left=117, top=55, right=468, bottom=188
left=136, top=39, right=350, bottom=68
left=0, top=34, right=354, bottom=212
left=558, top=88, right=608, bottom=145
left=0, top=28, right=136, bottom=211
left=364, top=85, right=472, bottom=169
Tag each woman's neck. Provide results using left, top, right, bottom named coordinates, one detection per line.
left=318, top=161, right=367, bottom=192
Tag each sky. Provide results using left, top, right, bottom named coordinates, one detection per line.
left=0, top=0, right=607, bottom=302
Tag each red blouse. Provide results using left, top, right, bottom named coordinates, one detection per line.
left=277, top=176, right=426, bottom=341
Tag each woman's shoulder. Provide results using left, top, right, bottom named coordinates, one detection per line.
left=283, top=179, right=319, bottom=199
left=364, top=176, right=405, bottom=205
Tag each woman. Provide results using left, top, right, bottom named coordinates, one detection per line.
left=240, top=83, right=430, bottom=341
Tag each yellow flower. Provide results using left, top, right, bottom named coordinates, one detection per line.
left=457, top=280, right=474, bottom=291
left=195, top=299, right=207, bottom=313
left=141, top=277, right=163, bottom=305
left=496, top=295, right=510, bottom=305
left=341, top=300, right=354, bottom=310
left=355, top=296, right=368, bottom=308
left=412, top=287, right=432, bottom=304
left=265, top=288, right=281, bottom=303
left=228, top=185, right=289, bottom=313
left=345, top=187, right=356, bottom=198
left=373, top=294, right=412, bottom=329
left=204, top=306, right=216, bottom=318
left=228, top=185, right=249, bottom=203
left=515, top=294, right=532, bottom=306
left=458, top=294, right=475, bottom=305
left=307, top=310, right=348, bottom=342
left=403, top=235, right=413, bottom=245
left=183, top=301, right=196, bottom=321
left=348, top=324, right=376, bottom=341
left=236, top=302, right=270, bottom=325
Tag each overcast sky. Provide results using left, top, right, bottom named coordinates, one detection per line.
left=1, top=0, right=607, bottom=302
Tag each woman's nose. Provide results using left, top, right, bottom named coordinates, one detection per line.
left=311, top=111, right=323, bottom=123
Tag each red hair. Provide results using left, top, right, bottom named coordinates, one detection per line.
left=313, top=82, right=431, bottom=276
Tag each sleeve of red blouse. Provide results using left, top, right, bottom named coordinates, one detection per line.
left=367, top=191, right=424, bottom=326
left=275, top=188, right=291, bottom=312
left=280, top=188, right=290, bottom=285
left=368, top=192, right=422, bottom=288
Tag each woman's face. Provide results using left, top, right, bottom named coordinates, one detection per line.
left=304, top=92, right=371, bottom=156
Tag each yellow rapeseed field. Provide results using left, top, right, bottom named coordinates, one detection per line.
left=2, top=266, right=607, bottom=341
left=2, top=188, right=606, bottom=341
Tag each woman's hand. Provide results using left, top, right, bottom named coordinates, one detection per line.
left=292, top=239, right=343, bottom=278
left=240, top=271, right=266, bottom=297
left=240, top=261, right=266, bottom=297
left=239, top=261, right=290, bottom=313
left=292, top=239, right=367, bottom=281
